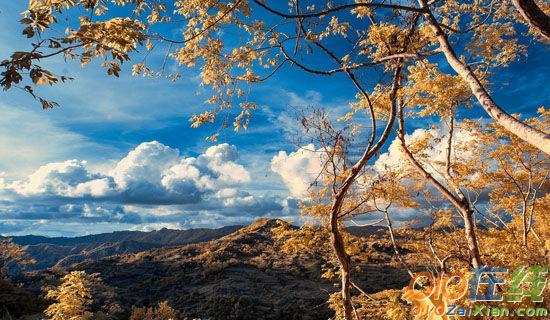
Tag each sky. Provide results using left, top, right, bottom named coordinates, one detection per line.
left=0, top=1, right=548, bottom=236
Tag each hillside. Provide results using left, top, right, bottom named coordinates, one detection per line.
left=43, top=219, right=408, bottom=319
left=7, top=225, right=242, bottom=270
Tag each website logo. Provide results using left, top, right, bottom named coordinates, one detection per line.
left=403, top=265, right=548, bottom=318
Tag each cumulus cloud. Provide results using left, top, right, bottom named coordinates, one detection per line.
left=271, top=144, right=323, bottom=198
left=367, top=124, right=493, bottom=223
left=269, top=126, right=480, bottom=225
left=3, top=141, right=254, bottom=204
left=373, top=126, right=476, bottom=180
left=111, top=141, right=180, bottom=190
left=9, top=160, right=116, bottom=198
left=0, top=141, right=288, bottom=235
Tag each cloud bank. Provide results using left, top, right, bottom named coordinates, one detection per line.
left=0, top=142, right=286, bottom=236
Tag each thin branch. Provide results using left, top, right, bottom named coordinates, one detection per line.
left=252, top=0, right=427, bottom=19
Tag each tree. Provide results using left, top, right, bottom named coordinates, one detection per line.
left=296, top=107, right=548, bottom=319
left=130, top=301, right=178, bottom=320
left=395, top=108, right=548, bottom=266
left=0, top=237, right=35, bottom=279
left=416, top=0, right=549, bottom=154
left=367, top=169, right=418, bottom=279
left=469, top=109, right=549, bottom=251
left=396, top=112, right=484, bottom=268
left=298, top=104, right=402, bottom=319
left=1, top=0, right=548, bottom=151
left=45, top=271, right=101, bottom=320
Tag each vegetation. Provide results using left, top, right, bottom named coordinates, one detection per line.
left=0, top=0, right=548, bottom=319
left=295, top=109, right=548, bottom=319
left=0, top=238, right=35, bottom=279
left=45, top=271, right=101, bottom=320
left=130, top=302, right=178, bottom=320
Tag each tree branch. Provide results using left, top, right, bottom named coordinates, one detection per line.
left=418, top=0, right=550, bottom=155
left=511, top=0, right=550, bottom=41
left=252, top=0, right=426, bottom=20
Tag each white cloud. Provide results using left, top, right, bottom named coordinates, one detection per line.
left=111, top=141, right=180, bottom=189
left=72, top=178, right=116, bottom=197
left=0, top=141, right=289, bottom=235
left=285, top=90, right=323, bottom=107
left=3, top=141, right=254, bottom=205
left=9, top=160, right=114, bottom=197
left=373, top=126, right=476, bottom=181
left=130, top=222, right=185, bottom=232
left=161, top=143, right=251, bottom=193
left=271, top=144, right=323, bottom=198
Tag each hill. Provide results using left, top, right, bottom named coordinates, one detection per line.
left=50, top=219, right=408, bottom=319
left=11, top=219, right=409, bottom=319
left=6, top=225, right=242, bottom=270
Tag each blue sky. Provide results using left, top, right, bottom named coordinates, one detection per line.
left=0, top=1, right=548, bottom=236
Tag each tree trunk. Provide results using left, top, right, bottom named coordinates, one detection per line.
left=397, top=107, right=483, bottom=268
left=329, top=208, right=354, bottom=320
left=460, top=205, right=482, bottom=268
left=522, top=203, right=534, bottom=249
left=323, top=64, right=402, bottom=320
left=400, top=137, right=482, bottom=268
left=418, top=0, right=550, bottom=155
left=511, top=0, right=550, bottom=41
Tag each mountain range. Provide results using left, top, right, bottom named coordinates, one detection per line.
left=7, top=225, right=242, bottom=270
left=5, top=219, right=405, bottom=319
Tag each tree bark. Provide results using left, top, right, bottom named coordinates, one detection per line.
left=511, top=0, right=550, bottom=41
left=312, top=13, right=412, bottom=317
left=418, top=0, right=550, bottom=155
left=324, top=52, right=403, bottom=320
left=461, top=205, right=482, bottom=268
left=442, top=115, right=482, bottom=268
left=329, top=210, right=354, bottom=320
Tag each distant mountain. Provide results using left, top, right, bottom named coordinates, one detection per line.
left=7, top=224, right=387, bottom=272
left=11, top=226, right=244, bottom=246
left=7, top=225, right=242, bottom=270
left=45, top=218, right=408, bottom=319
left=12, top=219, right=411, bottom=319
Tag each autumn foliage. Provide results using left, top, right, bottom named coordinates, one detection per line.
left=0, top=0, right=549, bottom=319
left=45, top=271, right=101, bottom=320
